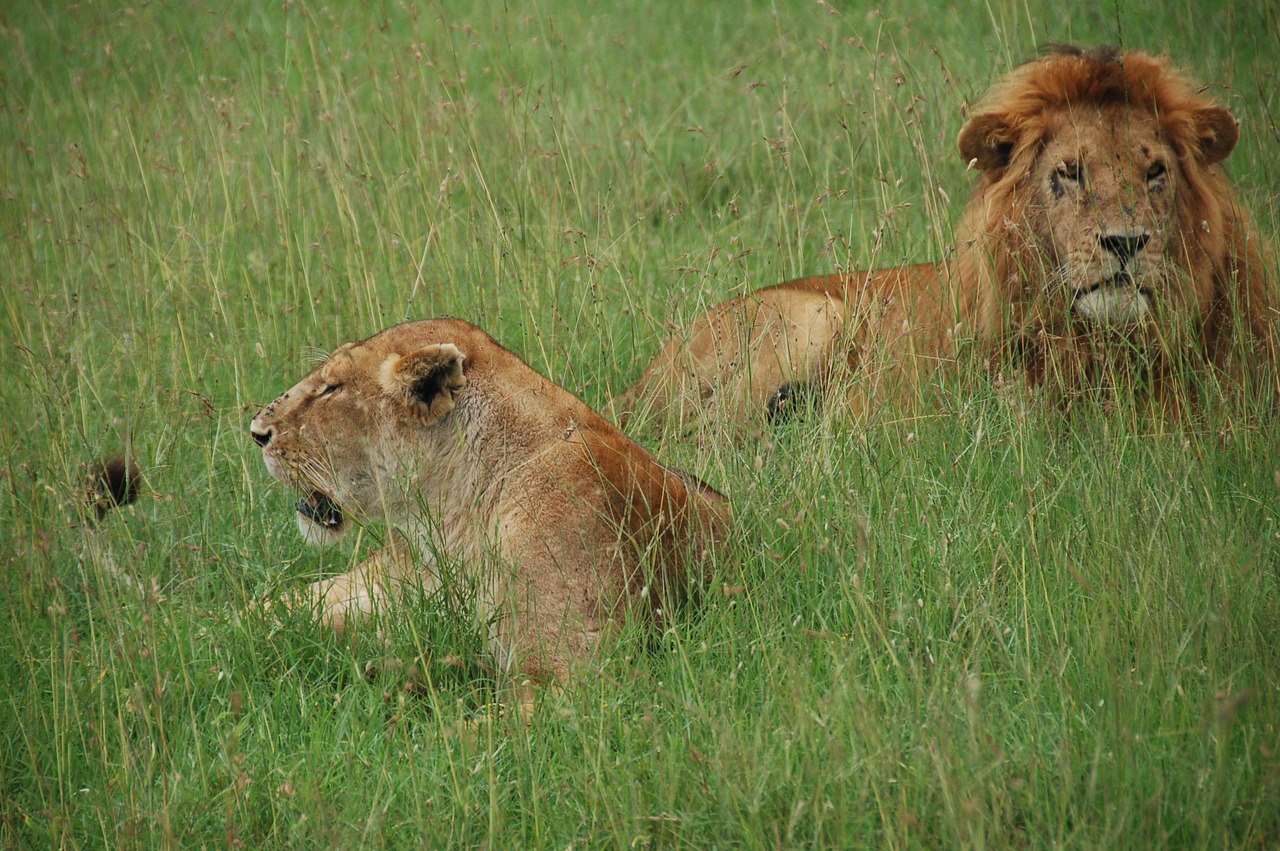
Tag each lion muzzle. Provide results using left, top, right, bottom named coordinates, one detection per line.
left=1072, top=274, right=1152, bottom=328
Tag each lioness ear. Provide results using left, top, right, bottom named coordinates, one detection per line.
left=379, top=344, right=467, bottom=421
left=1188, top=106, right=1238, bottom=165
left=958, top=112, right=1019, bottom=173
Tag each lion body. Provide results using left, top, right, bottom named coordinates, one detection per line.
left=611, top=263, right=950, bottom=427
left=250, top=319, right=730, bottom=688
left=614, top=46, right=1275, bottom=427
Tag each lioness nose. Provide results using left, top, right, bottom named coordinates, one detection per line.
left=250, top=422, right=273, bottom=447
left=1099, top=232, right=1150, bottom=261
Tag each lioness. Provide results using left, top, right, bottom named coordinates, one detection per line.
left=613, top=45, right=1276, bottom=428
left=250, top=319, right=730, bottom=697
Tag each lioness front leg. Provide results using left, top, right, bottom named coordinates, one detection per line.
left=301, top=532, right=432, bottom=632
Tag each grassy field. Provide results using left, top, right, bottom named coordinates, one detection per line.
left=3, top=0, right=1279, bottom=847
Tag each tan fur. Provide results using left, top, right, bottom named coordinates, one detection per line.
left=612, top=264, right=951, bottom=428
left=250, top=319, right=731, bottom=695
left=613, top=46, right=1276, bottom=428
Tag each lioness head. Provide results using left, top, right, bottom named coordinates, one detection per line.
left=250, top=327, right=467, bottom=545
left=956, top=45, right=1243, bottom=340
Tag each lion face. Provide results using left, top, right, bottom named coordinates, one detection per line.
left=1032, top=107, right=1191, bottom=328
left=250, top=330, right=467, bottom=545
left=957, top=46, right=1244, bottom=350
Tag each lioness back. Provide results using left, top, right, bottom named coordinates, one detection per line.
left=251, top=318, right=731, bottom=691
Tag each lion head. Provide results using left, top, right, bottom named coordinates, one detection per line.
left=953, top=45, right=1274, bottom=392
left=250, top=326, right=468, bottom=546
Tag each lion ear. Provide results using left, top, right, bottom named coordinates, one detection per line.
left=379, top=343, right=467, bottom=421
left=1188, top=106, right=1238, bottom=165
left=957, top=112, right=1019, bottom=174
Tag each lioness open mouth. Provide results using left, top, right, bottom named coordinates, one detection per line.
left=297, top=491, right=344, bottom=529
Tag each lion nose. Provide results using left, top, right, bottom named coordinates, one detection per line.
left=1099, top=231, right=1150, bottom=261
left=250, top=421, right=274, bottom=447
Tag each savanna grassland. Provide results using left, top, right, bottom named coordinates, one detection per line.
left=3, top=0, right=1279, bottom=847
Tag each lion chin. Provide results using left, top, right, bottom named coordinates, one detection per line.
left=1072, top=277, right=1151, bottom=328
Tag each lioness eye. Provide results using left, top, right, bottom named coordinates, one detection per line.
left=1146, top=162, right=1167, bottom=181
left=319, top=383, right=342, bottom=397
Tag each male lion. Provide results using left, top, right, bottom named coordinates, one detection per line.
left=250, top=318, right=730, bottom=701
left=612, top=45, right=1275, bottom=428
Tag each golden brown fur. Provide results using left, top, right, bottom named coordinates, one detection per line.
left=250, top=319, right=730, bottom=695
left=611, top=263, right=950, bottom=428
left=613, top=46, right=1276, bottom=428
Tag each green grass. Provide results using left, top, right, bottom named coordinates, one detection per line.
left=3, top=0, right=1280, bottom=846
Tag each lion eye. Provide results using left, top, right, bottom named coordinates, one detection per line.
left=1146, top=161, right=1167, bottom=182
left=319, top=383, right=342, bottom=398
left=1049, top=160, right=1082, bottom=199
left=1055, top=161, right=1082, bottom=182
